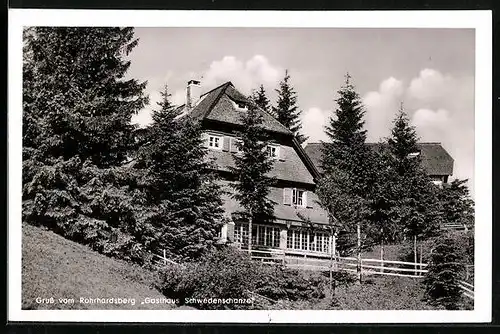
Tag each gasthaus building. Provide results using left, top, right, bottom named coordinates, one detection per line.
left=176, top=80, right=334, bottom=257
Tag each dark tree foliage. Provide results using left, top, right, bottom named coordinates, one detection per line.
left=22, top=27, right=149, bottom=262
left=318, top=74, right=377, bottom=255
left=423, top=237, right=465, bottom=310
left=321, top=74, right=374, bottom=195
left=438, top=179, right=475, bottom=229
left=365, top=147, right=407, bottom=246
left=272, top=70, right=308, bottom=144
left=387, top=104, right=421, bottom=176
left=135, top=84, right=224, bottom=262
left=251, top=84, right=271, bottom=114
left=385, top=105, right=442, bottom=241
left=229, top=102, right=276, bottom=235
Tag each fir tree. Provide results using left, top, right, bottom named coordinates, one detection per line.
left=22, top=27, right=149, bottom=262
left=135, top=83, right=225, bottom=262
left=229, top=102, right=276, bottom=253
left=387, top=104, right=421, bottom=176
left=438, top=179, right=475, bottom=229
left=424, top=236, right=465, bottom=310
left=272, top=70, right=308, bottom=144
left=251, top=84, right=271, bottom=114
left=385, top=104, right=442, bottom=261
left=318, top=74, right=376, bottom=281
left=321, top=73, right=372, bottom=190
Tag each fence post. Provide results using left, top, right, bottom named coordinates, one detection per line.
left=162, top=249, right=166, bottom=265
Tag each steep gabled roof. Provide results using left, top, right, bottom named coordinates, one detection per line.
left=304, top=142, right=454, bottom=176
left=181, top=81, right=292, bottom=136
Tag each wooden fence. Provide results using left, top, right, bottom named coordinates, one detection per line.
left=151, top=248, right=474, bottom=301
left=150, top=249, right=183, bottom=268
left=245, top=248, right=428, bottom=278
left=459, top=280, right=474, bottom=300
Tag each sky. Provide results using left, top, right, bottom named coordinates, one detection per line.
left=127, top=28, right=475, bottom=196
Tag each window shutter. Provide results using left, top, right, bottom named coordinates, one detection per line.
left=305, top=191, right=313, bottom=208
left=222, top=136, right=230, bottom=152
left=283, top=188, right=292, bottom=206
left=201, top=132, right=210, bottom=147
left=279, top=146, right=286, bottom=161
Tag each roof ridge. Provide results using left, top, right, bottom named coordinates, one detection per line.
left=201, top=82, right=232, bottom=119
left=200, top=81, right=233, bottom=98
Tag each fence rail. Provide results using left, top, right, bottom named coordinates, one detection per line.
left=150, top=248, right=474, bottom=301
left=243, top=248, right=429, bottom=278
left=459, top=280, right=474, bottom=300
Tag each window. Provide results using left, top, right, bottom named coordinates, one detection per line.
left=292, top=189, right=306, bottom=207
left=266, top=145, right=280, bottom=159
left=234, top=222, right=280, bottom=248
left=208, top=135, right=223, bottom=150
left=287, top=228, right=331, bottom=253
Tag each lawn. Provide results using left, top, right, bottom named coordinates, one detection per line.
left=22, top=223, right=193, bottom=310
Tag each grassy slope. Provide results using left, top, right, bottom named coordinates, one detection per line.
left=22, top=223, right=192, bottom=310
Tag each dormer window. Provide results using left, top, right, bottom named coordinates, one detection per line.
left=230, top=98, right=248, bottom=111
left=208, top=134, right=223, bottom=150
left=266, top=144, right=280, bottom=160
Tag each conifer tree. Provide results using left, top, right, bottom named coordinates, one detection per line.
left=438, top=179, right=475, bottom=229
left=386, top=104, right=441, bottom=261
left=424, top=236, right=465, bottom=310
left=272, top=70, right=308, bottom=144
left=387, top=104, right=421, bottom=176
left=229, top=102, right=276, bottom=253
left=22, top=27, right=149, bottom=262
left=135, top=83, right=225, bottom=262
left=321, top=74, right=372, bottom=190
left=251, top=84, right=271, bottom=114
left=318, top=74, right=376, bottom=281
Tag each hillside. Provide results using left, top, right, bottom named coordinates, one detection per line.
left=22, top=223, right=191, bottom=310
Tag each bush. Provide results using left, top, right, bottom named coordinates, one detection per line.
left=156, top=247, right=329, bottom=309
left=254, top=266, right=327, bottom=301
left=423, top=236, right=465, bottom=310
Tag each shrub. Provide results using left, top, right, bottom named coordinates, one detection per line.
left=156, top=247, right=329, bottom=309
left=254, top=266, right=327, bottom=301
left=423, top=236, right=465, bottom=310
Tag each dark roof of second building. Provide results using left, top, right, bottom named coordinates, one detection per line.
left=304, top=142, right=454, bottom=176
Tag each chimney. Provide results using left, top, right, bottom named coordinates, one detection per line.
left=186, top=79, right=201, bottom=109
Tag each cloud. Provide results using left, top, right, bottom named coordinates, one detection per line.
left=363, top=77, right=405, bottom=142
left=301, top=107, right=330, bottom=144
left=201, top=55, right=282, bottom=95
left=132, top=55, right=283, bottom=128
left=408, top=69, right=453, bottom=103
left=407, top=69, right=475, bottom=196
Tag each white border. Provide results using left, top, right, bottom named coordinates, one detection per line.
left=8, top=9, right=492, bottom=323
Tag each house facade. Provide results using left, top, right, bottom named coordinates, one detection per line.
left=177, top=80, right=333, bottom=256
left=304, top=142, right=454, bottom=187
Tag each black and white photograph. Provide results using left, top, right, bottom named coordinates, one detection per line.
left=8, top=10, right=491, bottom=323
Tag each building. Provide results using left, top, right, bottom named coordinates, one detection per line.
left=304, top=142, right=454, bottom=187
left=177, top=80, right=334, bottom=256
